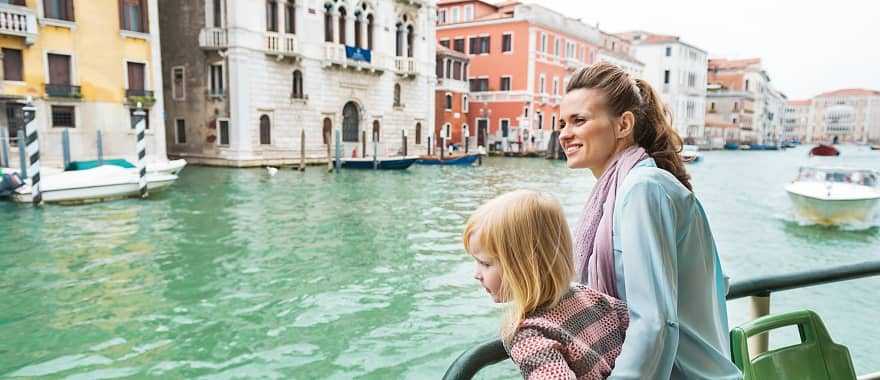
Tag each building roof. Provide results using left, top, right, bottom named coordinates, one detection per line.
left=787, top=99, right=812, bottom=106
left=814, top=88, right=880, bottom=98
left=708, top=58, right=762, bottom=70
left=436, top=43, right=469, bottom=60
left=614, top=30, right=706, bottom=53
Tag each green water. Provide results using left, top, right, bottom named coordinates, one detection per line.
left=2, top=145, right=879, bottom=379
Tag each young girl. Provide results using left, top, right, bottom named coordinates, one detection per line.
left=463, top=190, right=629, bottom=379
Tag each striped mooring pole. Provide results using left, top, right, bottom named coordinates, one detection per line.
left=22, top=100, right=40, bottom=206
left=132, top=102, right=148, bottom=198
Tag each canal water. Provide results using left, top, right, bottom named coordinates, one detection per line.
left=2, top=145, right=879, bottom=379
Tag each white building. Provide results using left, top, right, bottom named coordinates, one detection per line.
left=808, top=89, right=880, bottom=144
left=783, top=99, right=811, bottom=143
left=617, top=31, right=707, bottom=142
left=597, top=32, right=643, bottom=79
left=765, top=87, right=787, bottom=144
left=159, top=0, right=436, bottom=166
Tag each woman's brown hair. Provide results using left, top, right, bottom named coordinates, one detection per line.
left=565, top=62, right=692, bottom=190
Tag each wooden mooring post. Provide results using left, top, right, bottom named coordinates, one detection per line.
left=299, top=129, right=306, bottom=171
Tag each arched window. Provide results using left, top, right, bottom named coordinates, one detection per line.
left=260, top=115, right=271, bottom=145
left=445, top=93, right=452, bottom=110
left=462, top=95, right=469, bottom=113
left=324, top=4, right=333, bottom=42
left=322, top=118, right=332, bottom=145
left=354, top=14, right=362, bottom=48
left=415, top=122, right=422, bottom=144
left=443, top=123, right=452, bottom=139
left=342, top=101, right=359, bottom=142
left=406, top=25, right=414, bottom=57
left=551, top=114, right=557, bottom=131
left=367, top=14, right=374, bottom=50
left=395, top=23, right=404, bottom=57
left=394, top=84, right=401, bottom=107
left=372, top=120, right=380, bottom=142
left=337, top=7, right=347, bottom=45
left=292, top=70, right=304, bottom=99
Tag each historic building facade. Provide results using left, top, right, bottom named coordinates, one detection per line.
left=1, top=0, right=166, bottom=167
left=159, top=0, right=436, bottom=166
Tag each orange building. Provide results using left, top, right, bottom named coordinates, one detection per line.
left=435, top=44, right=472, bottom=151
left=436, top=1, right=622, bottom=153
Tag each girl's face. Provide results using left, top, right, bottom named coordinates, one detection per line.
left=467, top=233, right=504, bottom=303
left=559, top=88, right=631, bottom=175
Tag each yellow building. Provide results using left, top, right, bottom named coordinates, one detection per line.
left=0, top=0, right=166, bottom=168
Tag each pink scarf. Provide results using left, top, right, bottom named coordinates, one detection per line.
left=574, top=146, right=648, bottom=299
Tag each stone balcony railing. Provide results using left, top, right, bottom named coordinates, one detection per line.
left=323, top=43, right=386, bottom=73
left=0, top=4, right=37, bottom=44
left=471, top=91, right=532, bottom=103
left=265, top=32, right=299, bottom=57
left=199, top=27, right=228, bottom=50
left=394, top=57, right=416, bottom=77
left=536, top=51, right=562, bottom=65
left=437, top=78, right=468, bottom=93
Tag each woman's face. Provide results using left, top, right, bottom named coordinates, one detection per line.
left=559, top=88, right=626, bottom=173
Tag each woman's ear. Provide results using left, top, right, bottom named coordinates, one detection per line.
left=617, top=111, right=635, bottom=139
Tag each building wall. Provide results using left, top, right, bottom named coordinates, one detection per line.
left=1, top=0, right=166, bottom=167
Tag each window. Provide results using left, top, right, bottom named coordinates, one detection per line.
left=212, top=0, right=223, bottom=27
left=51, top=105, right=75, bottom=128
left=453, top=38, right=465, bottom=53
left=285, top=1, right=295, bottom=34
left=540, top=75, right=545, bottom=94
left=366, top=14, right=374, bottom=49
left=445, top=93, right=452, bottom=110
left=415, top=122, right=422, bottom=144
left=439, top=39, right=450, bottom=48
left=443, top=123, right=452, bottom=139
left=541, top=33, right=547, bottom=52
left=554, top=38, right=560, bottom=56
left=337, top=7, right=346, bottom=45
left=551, top=114, right=557, bottom=130
left=500, top=119, right=509, bottom=138
left=209, top=63, right=224, bottom=96
left=172, top=66, right=185, bottom=100
left=709, top=102, right=716, bottom=113
left=47, top=53, right=71, bottom=85
left=2, top=48, right=23, bottom=81
left=266, top=0, right=277, bottom=31
left=502, top=33, right=512, bottom=53
left=553, top=78, right=559, bottom=95
left=175, top=119, right=186, bottom=144
left=119, top=0, right=148, bottom=33
left=394, top=83, right=401, bottom=107
left=468, top=36, right=489, bottom=55
left=445, top=60, right=451, bottom=79
left=536, top=112, right=543, bottom=130
left=292, top=70, right=304, bottom=99
left=745, top=79, right=750, bottom=91
left=354, top=17, right=362, bottom=48
left=463, top=4, right=473, bottom=21
left=500, top=76, right=511, bottom=91
left=372, top=120, right=380, bottom=141
left=437, top=9, right=446, bottom=24
left=324, top=6, right=333, bottom=42
left=127, top=62, right=146, bottom=92
left=218, top=119, right=230, bottom=145
left=451, top=6, right=459, bottom=23
left=663, top=70, right=670, bottom=85
left=260, top=115, right=271, bottom=145
left=665, top=46, right=672, bottom=57
left=44, top=0, right=74, bottom=21
left=129, top=108, right=150, bottom=129
left=468, top=78, right=488, bottom=92
left=687, top=72, right=696, bottom=88
left=462, top=95, right=468, bottom=113
left=452, top=61, right=462, bottom=80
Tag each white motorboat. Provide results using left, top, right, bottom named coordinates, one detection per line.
left=6, top=165, right=178, bottom=204
left=148, top=159, right=187, bottom=176
left=680, top=145, right=702, bottom=163
left=785, top=166, right=880, bottom=225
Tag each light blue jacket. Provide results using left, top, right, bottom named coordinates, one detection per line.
left=606, top=159, right=742, bottom=379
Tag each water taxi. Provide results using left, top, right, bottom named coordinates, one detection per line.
left=785, top=166, right=880, bottom=225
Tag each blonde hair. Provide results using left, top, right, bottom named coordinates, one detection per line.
left=463, top=190, right=574, bottom=341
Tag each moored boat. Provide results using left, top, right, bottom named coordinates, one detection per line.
left=785, top=166, right=880, bottom=225
left=6, top=165, right=178, bottom=204
left=680, top=145, right=702, bottom=163
left=723, top=143, right=740, bottom=150
left=335, top=156, right=418, bottom=170
left=871, top=145, right=880, bottom=151
left=809, top=144, right=840, bottom=157
left=66, top=159, right=188, bottom=176
left=416, top=154, right=479, bottom=166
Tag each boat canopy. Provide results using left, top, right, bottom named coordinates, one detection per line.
left=797, top=167, right=879, bottom=187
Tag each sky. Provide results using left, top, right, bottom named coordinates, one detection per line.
left=529, top=0, right=880, bottom=100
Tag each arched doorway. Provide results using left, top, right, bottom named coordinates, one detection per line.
left=260, top=114, right=271, bottom=145
left=342, top=102, right=359, bottom=142
left=322, top=118, right=332, bottom=145
left=415, top=122, right=422, bottom=144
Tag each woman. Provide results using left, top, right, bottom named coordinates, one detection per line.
left=559, top=63, right=741, bottom=379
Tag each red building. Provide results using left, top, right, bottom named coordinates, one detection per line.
left=435, top=0, right=629, bottom=153
left=435, top=44, right=473, bottom=151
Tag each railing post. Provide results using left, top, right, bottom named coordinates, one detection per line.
left=747, top=293, right=771, bottom=358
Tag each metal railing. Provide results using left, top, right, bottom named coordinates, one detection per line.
left=442, top=260, right=880, bottom=380
left=125, top=89, right=154, bottom=98
left=45, top=84, right=81, bottom=98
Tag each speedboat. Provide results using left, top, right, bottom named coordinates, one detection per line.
left=680, top=145, right=702, bottom=163
left=6, top=165, right=178, bottom=204
left=66, top=159, right=187, bottom=176
left=785, top=166, right=880, bottom=225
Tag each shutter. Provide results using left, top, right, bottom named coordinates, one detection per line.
left=65, top=0, right=74, bottom=21
left=48, top=54, right=71, bottom=85
left=127, top=62, right=145, bottom=90
left=140, top=0, right=148, bottom=33
left=118, top=0, right=126, bottom=30
left=2, top=49, right=22, bottom=81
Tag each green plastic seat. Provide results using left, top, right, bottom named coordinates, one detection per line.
left=730, top=310, right=856, bottom=380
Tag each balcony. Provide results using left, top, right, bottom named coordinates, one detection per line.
left=564, top=57, right=582, bottom=71
left=536, top=51, right=561, bottom=66
left=471, top=91, right=532, bottom=103
left=199, top=27, right=227, bottom=50
left=265, top=32, right=300, bottom=59
left=437, top=78, right=469, bottom=93
left=535, top=93, right=550, bottom=105
left=323, top=43, right=385, bottom=73
left=395, top=0, right=427, bottom=7
left=394, top=57, right=416, bottom=77
left=125, top=89, right=155, bottom=106
left=45, top=84, right=81, bottom=98
left=0, top=4, right=37, bottom=44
